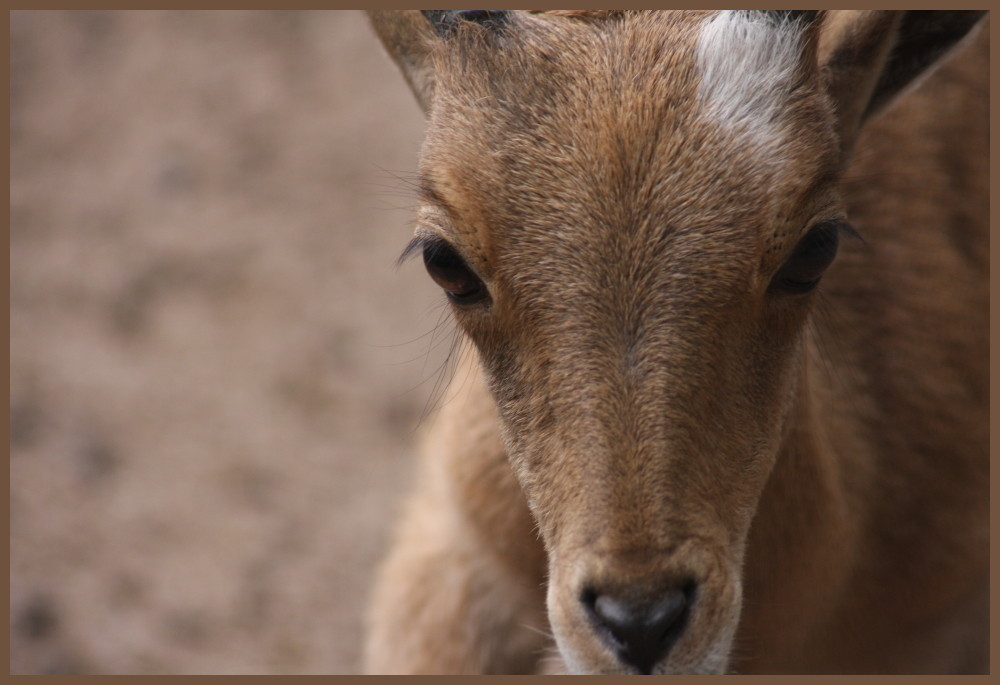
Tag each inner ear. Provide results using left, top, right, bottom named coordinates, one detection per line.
left=862, top=11, right=988, bottom=120
left=818, top=10, right=987, bottom=154
left=366, top=10, right=443, bottom=114
left=367, top=10, right=517, bottom=115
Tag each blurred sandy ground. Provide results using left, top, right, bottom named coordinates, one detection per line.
left=10, top=10, right=449, bottom=674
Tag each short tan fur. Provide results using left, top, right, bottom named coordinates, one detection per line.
left=363, top=10, right=988, bottom=674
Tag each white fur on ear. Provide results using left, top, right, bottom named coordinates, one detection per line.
left=694, top=11, right=808, bottom=153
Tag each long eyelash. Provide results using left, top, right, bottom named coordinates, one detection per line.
left=837, top=221, right=864, bottom=245
left=396, top=235, right=431, bottom=267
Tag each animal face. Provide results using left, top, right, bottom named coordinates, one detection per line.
left=368, top=9, right=987, bottom=674
left=403, top=12, right=846, bottom=673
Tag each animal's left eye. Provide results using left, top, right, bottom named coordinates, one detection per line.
left=771, top=221, right=845, bottom=294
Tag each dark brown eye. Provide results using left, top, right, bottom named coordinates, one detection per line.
left=771, top=221, right=845, bottom=294
left=422, top=240, right=488, bottom=304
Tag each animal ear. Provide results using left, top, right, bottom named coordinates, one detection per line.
left=367, top=10, right=511, bottom=115
left=365, top=10, right=443, bottom=114
left=817, top=10, right=987, bottom=151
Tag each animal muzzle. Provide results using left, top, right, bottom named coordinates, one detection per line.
left=548, top=550, right=740, bottom=674
left=582, top=578, right=697, bottom=674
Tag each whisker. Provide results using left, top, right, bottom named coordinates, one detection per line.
left=521, top=622, right=555, bottom=641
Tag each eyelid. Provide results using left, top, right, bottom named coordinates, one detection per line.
left=396, top=196, right=458, bottom=261
left=398, top=230, right=490, bottom=286
left=803, top=215, right=843, bottom=234
left=812, top=219, right=863, bottom=248
left=784, top=217, right=861, bottom=260
left=809, top=214, right=858, bottom=237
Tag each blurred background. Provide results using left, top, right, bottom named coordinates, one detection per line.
left=11, top=10, right=448, bottom=674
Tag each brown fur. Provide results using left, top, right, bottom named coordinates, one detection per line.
left=363, top=10, right=988, bottom=674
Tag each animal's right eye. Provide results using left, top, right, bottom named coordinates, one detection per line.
left=422, top=240, right=489, bottom=305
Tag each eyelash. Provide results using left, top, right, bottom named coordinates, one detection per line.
left=769, top=220, right=859, bottom=295
left=401, top=235, right=490, bottom=305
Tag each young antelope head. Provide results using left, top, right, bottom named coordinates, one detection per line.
left=368, top=9, right=985, bottom=675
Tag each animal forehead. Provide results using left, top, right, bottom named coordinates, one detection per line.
left=433, top=11, right=706, bottom=114
left=428, top=9, right=820, bottom=178
left=433, top=11, right=811, bottom=115
left=422, top=11, right=829, bottom=252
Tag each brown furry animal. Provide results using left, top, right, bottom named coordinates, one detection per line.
left=363, top=10, right=988, bottom=674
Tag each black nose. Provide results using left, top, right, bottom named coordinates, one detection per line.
left=582, top=581, right=694, bottom=674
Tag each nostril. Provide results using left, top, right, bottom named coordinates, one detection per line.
left=582, top=580, right=695, bottom=674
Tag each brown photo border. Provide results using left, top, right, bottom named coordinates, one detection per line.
left=3, top=4, right=993, bottom=683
